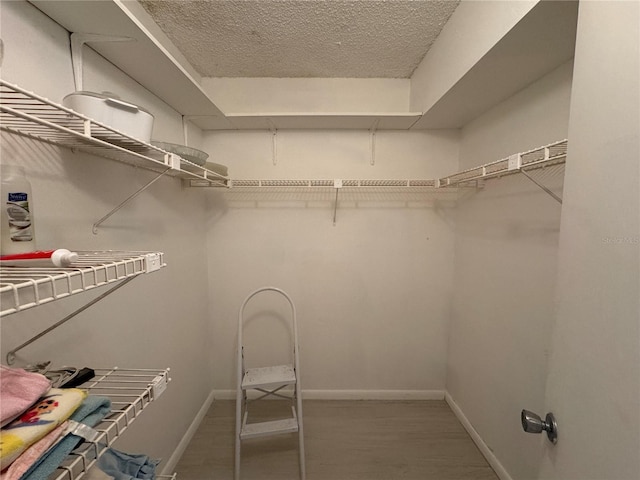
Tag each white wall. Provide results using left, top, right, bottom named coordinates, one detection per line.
left=410, top=0, right=537, bottom=114
left=540, top=2, right=640, bottom=478
left=0, top=1, right=213, bottom=471
left=203, top=128, right=459, bottom=397
left=203, top=77, right=411, bottom=114
left=447, top=60, right=573, bottom=480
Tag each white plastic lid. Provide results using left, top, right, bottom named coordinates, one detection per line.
left=52, top=249, right=79, bottom=267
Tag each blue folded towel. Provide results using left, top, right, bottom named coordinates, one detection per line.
left=97, top=448, right=160, bottom=480
left=20, top=395, right=111, bottom=480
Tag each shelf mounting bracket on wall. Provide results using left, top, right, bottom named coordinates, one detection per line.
left=92, top=167, right=172, bottom=234
left=369, top=119, right=379, bottom=166
left=508, top=152, right=563, bottom=204
left=71, top=33, right=132, bottom=91
left=520, top=169, right=563, bottom=204
left=6, top=276, right=137, bottom=365
left=268, top=118, right=278, bottom=165
left=333, top=179, right=342, bottom=226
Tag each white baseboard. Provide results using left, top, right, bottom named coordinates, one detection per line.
left=213, top=389, right=445, bottom=401
left=445, top=393, right=513, bottom=480
left=162, top=389, right=216, bottom=475
left=304, top=389, right=445, bottom=400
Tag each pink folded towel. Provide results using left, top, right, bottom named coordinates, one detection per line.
left=0, top=366, right=51, bottom=427
left=0, top=421, right=68, bottom=480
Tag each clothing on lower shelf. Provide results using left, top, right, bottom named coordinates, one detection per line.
left=18, top=395, right=111, bottom=480
left=0, top=388, right=86, bottom=470
left=0, top=422, right=68, bottom=480
left=97, top=448, right=160, bottom=480
left=0, top=366, right=51, bottom=428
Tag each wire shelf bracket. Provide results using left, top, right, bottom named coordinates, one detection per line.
left=520, top=168, right=563, bottom=204
left=268, top=118, right=278, bottom=166
left=6, top=275, right=136, bottom=365
left=92, top=167, right=172, bottom=234
left=369, top=119, right=379, bottom=166
left=333, top=179, right=342, bottom=225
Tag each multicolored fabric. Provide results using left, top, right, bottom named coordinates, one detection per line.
left=0, top=388, right=86, bottom=470
left=0, top=422, right=68, bottom=480
left=19, top=395, right=111, bottom=480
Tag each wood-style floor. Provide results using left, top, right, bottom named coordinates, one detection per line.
left=175, top=399, right=499, bottom=480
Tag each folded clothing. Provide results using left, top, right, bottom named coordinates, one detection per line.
left=97, top=448, right=160, bottom=480
left=0, top=388, right=86, bottom=470
left=0, top=366, right=51, bottom=427
left=19, top=395, right=112, bottom=480
left=0, top=422, right=68, bottom=480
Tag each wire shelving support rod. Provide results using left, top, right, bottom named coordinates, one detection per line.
left=332, top=179, right=343, bottom=225
left=92, top=167, right=172, bottom=234
left=369, top=119, right=379, bottom=166
left=520, top=169, right=563, bottom=204
left=6, top=276, right=136, bottom=364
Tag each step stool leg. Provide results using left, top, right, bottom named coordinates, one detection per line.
left=296, top=386, right=306, bottom=479
left=235, top=385, right=243, bottom=479
left=298, top=429, right=306, bottom=480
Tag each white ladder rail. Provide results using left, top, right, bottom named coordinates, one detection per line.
left=234, top=287, right=306, bottom=480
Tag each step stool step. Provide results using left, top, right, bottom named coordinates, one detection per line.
left=240, top=417, right=299, bottom=440
left=242, top=364, right=296, bottom=390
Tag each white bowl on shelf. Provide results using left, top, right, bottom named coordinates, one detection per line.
left=63, top=91, right=154, bottom=142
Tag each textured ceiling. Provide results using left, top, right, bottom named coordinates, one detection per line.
left=138, top=0, right=460, bottom=78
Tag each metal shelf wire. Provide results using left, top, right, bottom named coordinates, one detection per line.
left=189, top=141, right=567, bottom=191
left=0, top=251, right=165, bottom=317
left=437, top=140, right=568, bottom=188
left=189, top=178, right=436, bottom=188
left=0, top=80, right=565, bottom=193
left=0, top=79, right=227, bottom=186
left=50, top=367, right=171, bottom=480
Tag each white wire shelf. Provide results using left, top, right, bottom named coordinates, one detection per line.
left=189, top=140, right=567, bottom=191
left=0, top=79, right=227, bottom=186
left=0, top=251, right=165, bottom=317
left=208, top=179, right=436, bottom=188
left=50, top=367, right=171, bottom=480
left=437, top=140, right=568, bottom=187
left=0, top=79, right=565, bottom=193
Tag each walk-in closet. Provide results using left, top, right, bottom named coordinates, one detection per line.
left=1, top=1, right=638, bottom=479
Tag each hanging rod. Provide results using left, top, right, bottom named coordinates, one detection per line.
left=6, top=276, right=136, bottom=365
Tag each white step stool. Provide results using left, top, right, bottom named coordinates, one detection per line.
left=235, top=287, right=306, bottom=480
